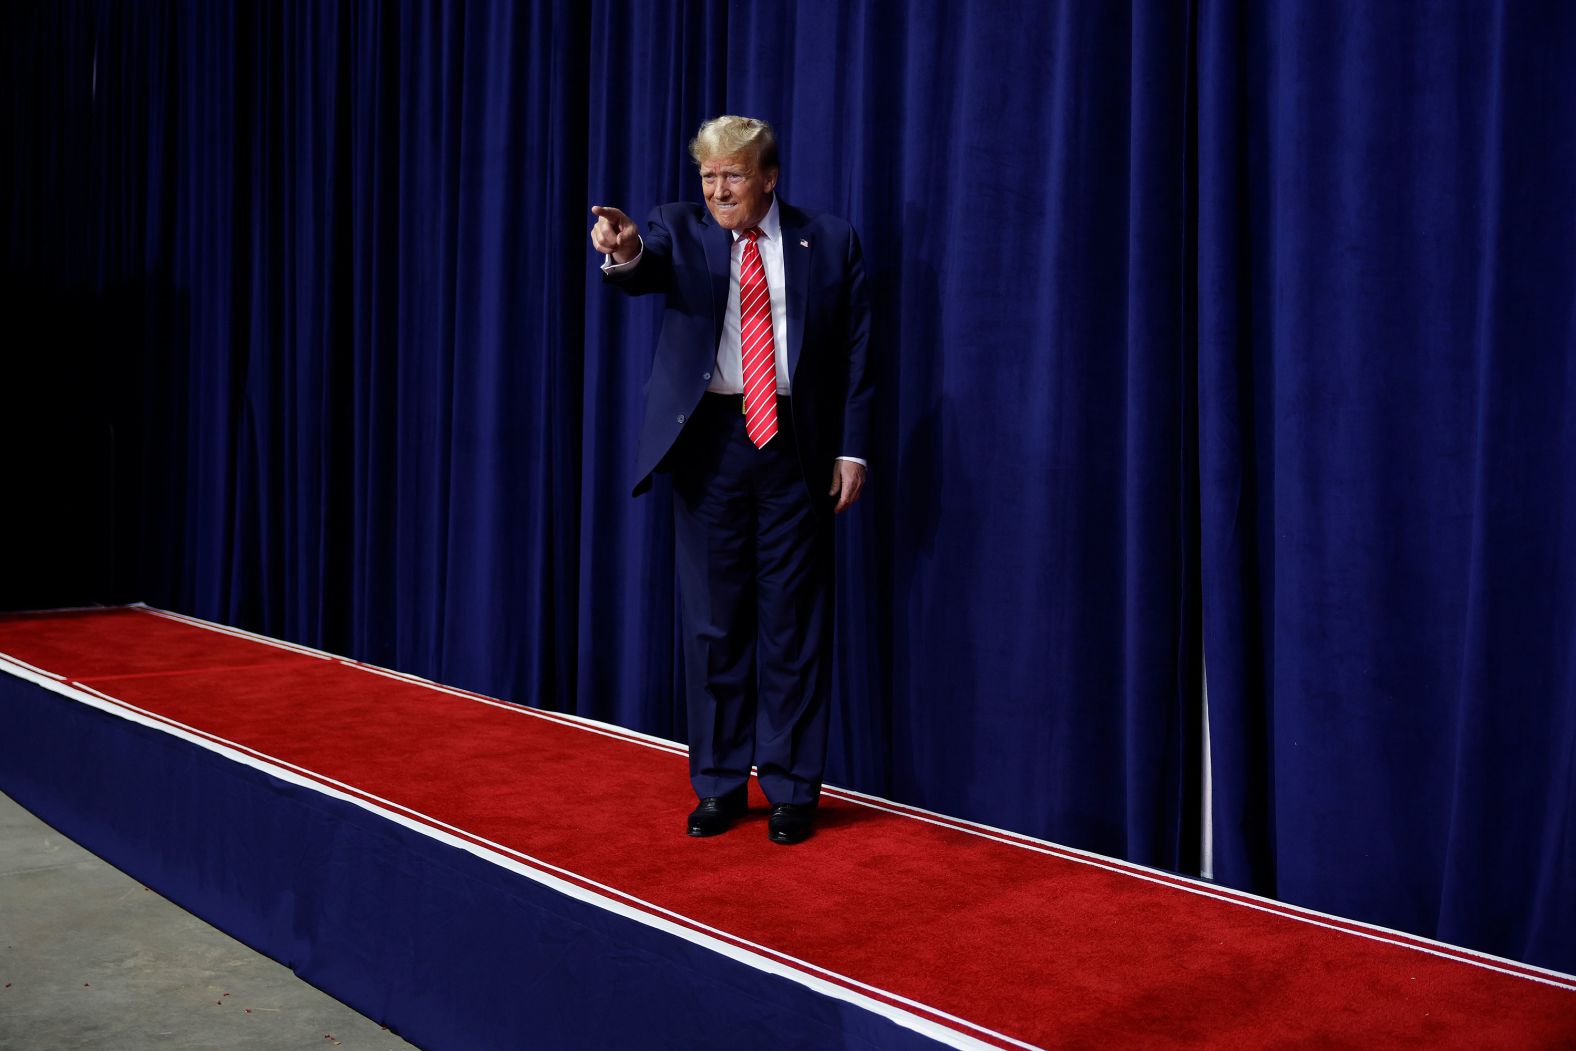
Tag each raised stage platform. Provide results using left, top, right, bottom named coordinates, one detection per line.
left=1, top=606, right=1572, bottom=1049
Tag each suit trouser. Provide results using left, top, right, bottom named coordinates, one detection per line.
left=671, top=393, right=833, bottom=808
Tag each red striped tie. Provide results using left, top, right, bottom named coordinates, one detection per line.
left=739, top=228, right=779, bottom=448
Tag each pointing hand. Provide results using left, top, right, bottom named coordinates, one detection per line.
left=590, top=205, right=641, bottom=264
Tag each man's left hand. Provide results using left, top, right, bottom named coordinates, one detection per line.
left=829, top=460, right=866, bottom=514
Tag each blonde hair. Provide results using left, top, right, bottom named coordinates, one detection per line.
left=689, top=115, right=780, bottom=172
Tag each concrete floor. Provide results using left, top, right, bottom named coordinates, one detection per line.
left=0, top=791, right=412, bottom=1051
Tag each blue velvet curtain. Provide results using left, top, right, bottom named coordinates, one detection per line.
left=4, top=1, right=1571, bottom=973
left=1198, top=0, right=1576, bottom=971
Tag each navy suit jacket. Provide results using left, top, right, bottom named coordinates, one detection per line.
left=605, top=198, right=871, bottom=500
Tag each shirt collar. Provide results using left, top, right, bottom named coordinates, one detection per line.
left=731, top=195, right=781, bottom=243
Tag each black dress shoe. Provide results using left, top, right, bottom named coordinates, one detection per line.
left=768, top=803, right=814, bottom=845
left=687, top=794, right=747, bottom=837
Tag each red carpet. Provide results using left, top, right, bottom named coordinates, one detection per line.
left=2, top=606, right=1573, bottom=1049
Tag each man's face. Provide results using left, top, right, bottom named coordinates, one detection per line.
left=700, top=151, right=778, bottom=231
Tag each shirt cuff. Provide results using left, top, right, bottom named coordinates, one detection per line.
left=835, top=456, right=868, bottom=468
left=600, top=238, right=644, bottom=273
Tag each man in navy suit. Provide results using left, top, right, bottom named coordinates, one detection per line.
left=590, top=115, right=871, bottom=844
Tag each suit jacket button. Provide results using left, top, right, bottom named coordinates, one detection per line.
left=677, top=413, right=686, bottom=424
left=702, top=371, right=711, bottom=380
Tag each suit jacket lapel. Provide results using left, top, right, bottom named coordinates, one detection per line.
left=702, top=212, right=732, bottom=350
left=778, top=201, right=809, bottom=380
